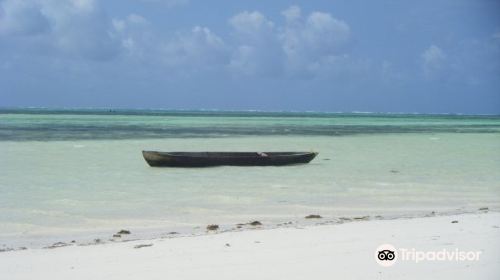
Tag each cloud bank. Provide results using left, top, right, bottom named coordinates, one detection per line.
left=0, top=1, right=357, bottom=78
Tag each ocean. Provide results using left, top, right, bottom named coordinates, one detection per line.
left=1, top=109, right=500, bottom=248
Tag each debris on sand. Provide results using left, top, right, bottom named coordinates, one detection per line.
left=117, top=229, right=131, bottom=235
left=134, top=244, right=153, bottom=249
left=451, top=220, right=458, bottom=224
left=225, top=243, right=231, bottom=247
left=113, top=234, right=121, bottom=238
left=45, top=242, right=70, bottom=249
left=249, top=221, right=262, bottom=226
left=479, top=207, right=489, bottom=211
left=0, top=248, right=14, bottom=252
left=353, top=216, right=370, bottom=221
left=234, top=221, right=262, bottom=228
left=425, top=211, right=436, bottom=217
left=207, top=224, right=219, bottom=231
left=305, top=214, right=322, bottom=219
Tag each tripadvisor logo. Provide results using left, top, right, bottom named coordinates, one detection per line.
left=375, top=244, right=397, bottom=267
left=375, top=244, right=482, bottom=267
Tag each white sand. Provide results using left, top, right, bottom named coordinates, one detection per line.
left=1, top=212, right=499, bottom=280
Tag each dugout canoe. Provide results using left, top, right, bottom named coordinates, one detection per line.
left=142, top=151, right=318, bottom=167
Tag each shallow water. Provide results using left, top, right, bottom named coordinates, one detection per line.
left=1, top=110, right=499, bottom=247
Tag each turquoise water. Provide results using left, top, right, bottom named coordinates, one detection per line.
left=2, top=109, right=500, bottom=141
left=1, top=110, right=500, bottom=248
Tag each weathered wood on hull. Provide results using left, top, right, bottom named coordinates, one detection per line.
left=142, top=151, right=318, bottom=167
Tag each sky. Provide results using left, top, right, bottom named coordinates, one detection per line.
left=0, top=0, right=499, bottom=114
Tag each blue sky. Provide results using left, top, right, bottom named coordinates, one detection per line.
left=1, top=0, right=499, bottom=113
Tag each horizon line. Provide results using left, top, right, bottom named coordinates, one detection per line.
left=0, top=106, right=499, bottom=117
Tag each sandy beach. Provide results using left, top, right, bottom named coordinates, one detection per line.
left=1, top=212, right=498, bottom=280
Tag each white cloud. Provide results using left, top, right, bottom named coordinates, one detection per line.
left=0, top=0, right=50, bottom=36
left=0, top=0, right=121, bottom=60
left=162, top=26, right=228, bottom=70
left=225, top=7, right=353, bottom=78
left=49, top=2, right=120, bottom=60
left=421, top=44, right=446, bottom=78
left=229, top=11, right=274, bottom=41
left=112, top=14, right=152, bottom=58
left=304, top=12, right=350, bottom=50
left=280, top=7, right=351, bottom=77
left=228, top=11, right=283, bottom=76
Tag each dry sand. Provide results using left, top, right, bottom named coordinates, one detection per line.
left=1, top=212, right=499, bottom=280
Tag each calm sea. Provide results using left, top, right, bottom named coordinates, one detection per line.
left=1, top=109, right=500, bottom=248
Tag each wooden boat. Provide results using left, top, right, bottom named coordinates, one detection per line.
left=142, top=151, right=318, bottom=167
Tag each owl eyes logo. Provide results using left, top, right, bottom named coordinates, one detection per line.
left=377, top=250, right=395, bottom=261
left=375, top=244, right=397, bottom=267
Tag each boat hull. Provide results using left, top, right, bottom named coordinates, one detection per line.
left=142, top=151, right=318, bottom=167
